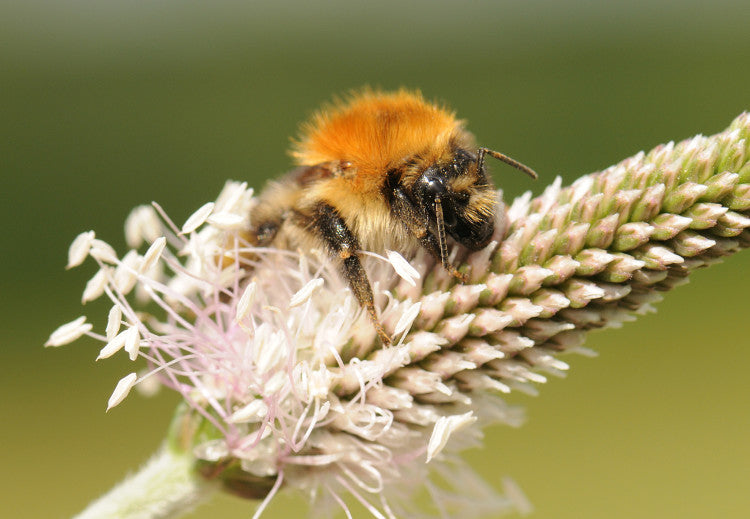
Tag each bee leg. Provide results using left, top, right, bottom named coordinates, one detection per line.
left=302, top=203, right=392, bottom=346
left=390, top=187, right=467, bottom=282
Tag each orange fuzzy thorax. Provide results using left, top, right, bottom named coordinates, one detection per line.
left=291, top=90, right=470, bottom=186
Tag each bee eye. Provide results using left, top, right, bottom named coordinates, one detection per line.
left=441, top=199, right=458, bottom=228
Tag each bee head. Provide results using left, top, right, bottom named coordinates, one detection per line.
left=413, top=147, right=537, bottom=252
left=414, top=150, right=497, bottom=251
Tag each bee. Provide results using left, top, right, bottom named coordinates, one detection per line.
left=249, top=89, right=536, bottom=345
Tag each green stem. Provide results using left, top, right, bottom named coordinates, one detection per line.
left=73, top=446, right=214, bottom=519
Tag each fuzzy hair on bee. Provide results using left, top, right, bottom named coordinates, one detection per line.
left=249, top=89, right=537, bottom=345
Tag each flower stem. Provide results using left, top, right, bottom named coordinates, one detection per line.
left=73, top=446, right=214, bottom=519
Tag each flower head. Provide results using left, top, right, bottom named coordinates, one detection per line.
left=50, top=112, right=750, bottom=518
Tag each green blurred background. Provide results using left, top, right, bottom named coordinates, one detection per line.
left=3, top=1, right=749, bottom=518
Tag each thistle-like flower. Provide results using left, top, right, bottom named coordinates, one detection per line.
left=49, top=113, right=750, bottom=519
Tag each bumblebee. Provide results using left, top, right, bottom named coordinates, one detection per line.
left=249, top=89, right=536, bottom=344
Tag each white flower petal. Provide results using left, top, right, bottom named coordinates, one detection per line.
left=308, top=367, right=334, bottom=400
left=139, top=237, right=166, bottom=274
left=89, top=239, right=119, bottom=264
left=67, top=231, right=95, bottom=269
left=81, top=268, right=108, bottom=303
left=125, top=207, right=145, bottom=249
left=393, top=301, right=421, bottom=337
left=263, top=371, right=287, bottom=396
left=97, top=329, right=128, bottom=360
left=181, top=202, right=214, bottom=234
left=207, top=211, right=245, bottom=229
left=193, top=439, right=229, bottom=462
left=106, top=305, right=122, bottom=341
left=229, top=399, right=269, bottom=423
left=289, top=278, right=324, bottom=308
left=45, top=316, right=92, bottom=347
left=134, top=371, right=161, bottom=397
left=113, top=250, right=141, bottom=295
left=255, top=328, right=286, bottom=375
left=315, top=400, right=331, bottom=422
left=426, top=411, right=477, bottom=463
left=215, top=181, right=251, bottom=214
left=125, top=205, right=162, bottom=248
left=106, top=372, right=138, bottom=411
left=236, top=281, right=257, bottom=322
left=386, top=249, right=420, bottom=286
left=124, top=326, right=141, bottom=361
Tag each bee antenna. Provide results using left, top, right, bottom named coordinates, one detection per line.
left=477, top=147, right=538, bottom=179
